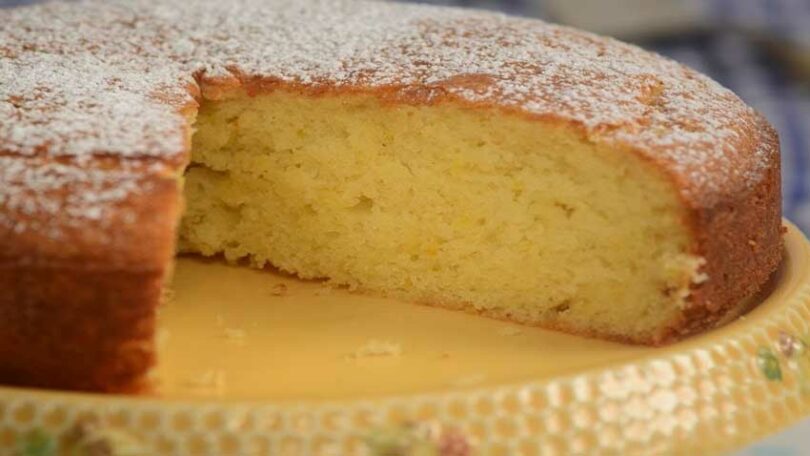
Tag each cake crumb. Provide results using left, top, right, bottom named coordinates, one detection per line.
left=748, top=239, right=758, bottom=247
left=223, top=328, right=247, bottom=345
left=497, top=327, right=523, bottom=336
left=184, top=369, right=226, bottom=394
left=314, top=285, right=334, bottom=296
left=346, top=339, right=402, bottom=359
left=268, top=283, right=288, bottom=296
left=692, top=272, right=709, bottom=285
left=160, top=288, right=175, bottom=304
left=156, top=328, right=171, bottom=348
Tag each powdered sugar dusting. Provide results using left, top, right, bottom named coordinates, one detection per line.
left=2, top=53, right=189, bottom=159
left=1, top=0, right=776, bottom=240
left=0, top=157, right=144, bottom=237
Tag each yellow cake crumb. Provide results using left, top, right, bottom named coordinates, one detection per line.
left=347, top=339, right=403, bottom=359
left=268, top=283, right=288, bottom=296
left=223, top=328, right=247, bottom=345
left=184, top=369, right=227, bottom=394
left=156, top=328, right=171, bottom=348
left=179, top=90, right=702, bottom=343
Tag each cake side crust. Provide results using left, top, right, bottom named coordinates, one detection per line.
left=0, top=155, right=183, bottom=392
left=0, top=265, right=163, bottom=393
left=660, top=114, right=784, bottom=342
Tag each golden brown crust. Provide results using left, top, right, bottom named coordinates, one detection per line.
left=660, top=115, right=784, bottom=342
left=0, top=266, right=162, bottom=393
left=0, top=156, right=182, bottom=393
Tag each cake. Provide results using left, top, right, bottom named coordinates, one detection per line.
left=0, top=0, right=782, bottom=393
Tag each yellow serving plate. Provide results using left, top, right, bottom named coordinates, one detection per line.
left=3, top=223, right=810, bottom=455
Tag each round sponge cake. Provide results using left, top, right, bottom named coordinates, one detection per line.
left=0, top=0, right=782, bottom=392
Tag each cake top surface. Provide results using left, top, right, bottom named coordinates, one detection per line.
left=0, top=0, right=777, bottom=246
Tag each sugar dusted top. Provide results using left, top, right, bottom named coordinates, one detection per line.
left=0, top=0, right=777, bottom=244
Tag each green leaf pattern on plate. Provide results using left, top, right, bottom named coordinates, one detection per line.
left=15, top=419, right=144, bottom=456
left=759, top=331, right=810, bottom=389
left=18, top=429, right=56, bottom=456
left=365, top=421, right=473, bottom=456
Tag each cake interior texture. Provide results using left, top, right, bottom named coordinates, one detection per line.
left=178, top=90, right=704, bottom=343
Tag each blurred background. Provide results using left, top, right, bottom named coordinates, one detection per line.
left=1, top=0, right=808, bottom=232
